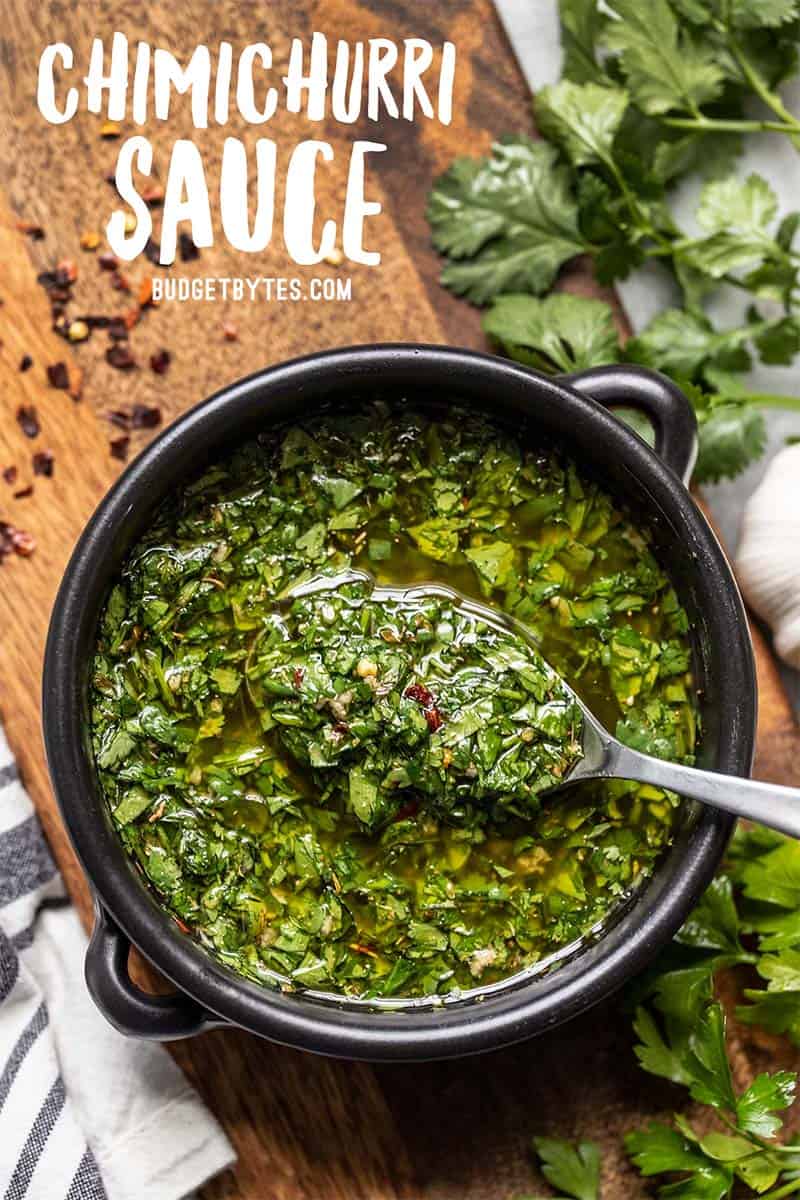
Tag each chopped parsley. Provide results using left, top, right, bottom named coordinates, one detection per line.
left=90, top=402, right=695, bottom=999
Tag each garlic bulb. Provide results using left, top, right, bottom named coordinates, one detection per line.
left=735, top=442, right=800, bottom=669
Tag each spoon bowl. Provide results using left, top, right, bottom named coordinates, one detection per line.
left=286, top=570, right=800, bottom=840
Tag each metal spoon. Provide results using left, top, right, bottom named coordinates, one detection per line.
left=285, top=570, right=800, bottom=838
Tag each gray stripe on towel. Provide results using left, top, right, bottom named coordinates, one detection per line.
left=0, top=816, right=57, bottom=907
left=0, top=929, right=18, bottom=1001
left=0, top=1002, right=48, bottom=1113
left=66, top=1149, right=108, bottom=1200
left=3, top=1076, right=66, bottom=1200
left=0, top=763, right=19, bottom=789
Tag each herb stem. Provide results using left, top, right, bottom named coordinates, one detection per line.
left=726, top=33, right=800, bottom=137
left=662, top=116, right=799, bottom=136
left=761, top=1179, right=800, bottom=1200
left=750, top=393, right=800, bottom=412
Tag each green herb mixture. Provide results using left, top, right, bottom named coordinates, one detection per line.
left=246, top=581, right=584, bottom=830
left=90, top=402, right=695, bottom=1000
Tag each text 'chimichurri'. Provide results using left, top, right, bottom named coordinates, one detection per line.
left=91, top=402, right=696, bottom=1000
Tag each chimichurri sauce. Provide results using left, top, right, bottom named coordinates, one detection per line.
left=90, top=402, right=696, bottom=1000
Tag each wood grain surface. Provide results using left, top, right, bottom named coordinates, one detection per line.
left=1, top=3, right=798, bottom=1198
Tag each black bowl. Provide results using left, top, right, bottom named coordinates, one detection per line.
left=42, top=345, right=757, bottom=1060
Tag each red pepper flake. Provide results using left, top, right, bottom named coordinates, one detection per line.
left=143, top=185, right=164, bottom=207
left=404, top=682, right=434, bottom=708
left=13, top=485, right=34, bottom=500
left=179, top=232, right=199, bottom=262
left=293, top=667, right=305, bottom=690
left=110, top=435, right=130, bottom=461
left=404, top=682, right=444, bottom=732
left=19, top=355, right=33, bottom=372
left=98, top=252, right=119, bottom=271
left=16, top=405, right=40, bottom=438
left=222, top=322, right=239, bottom=342
left=107, top=409, right=131, bottom=431
left=110, top=271, right=131, bottom=292
left=122, top=306, right=141, bottom=331
left=3, top=466, right=18, bottom=485
left=173, top=916, right=191, bottom=934
left=393, top=798, right=420, bottom=822
left=138, top=277, right=155, bottom=308
left=424, top=707, right=443, bottom=732
left=131, top=403, right=162, bottom=429
left=0, top=521, right=35, bottom=559
left=149, top=349, right=171, bottom=376
left=37, top=268, right=74, bottom=295
left=67, top=363, right=84, bottom=402
left=46, top=361, right=69, bottom=390
left=12, top=526, right=35, bottom=554
left=32, top=449, right=54, bottom=477
left=107, top=317, right=129, bottom=341
left=16, top=220, right=45, bottom=240
left=144, top=238, right=163, bottom=265
left=56, top=258, right=78, bottom=283
left=105, top=344, right=137, bottom=370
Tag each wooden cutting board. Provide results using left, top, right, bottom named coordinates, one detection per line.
left=1, top=2, right=798, bottom=1197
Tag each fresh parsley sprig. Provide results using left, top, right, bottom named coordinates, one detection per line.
left=525, top=830, right=800, bottom=1200
left=425, top=0, right=800, bottom=483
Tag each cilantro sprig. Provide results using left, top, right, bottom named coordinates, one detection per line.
left=426, top=0, right=800, bottom=483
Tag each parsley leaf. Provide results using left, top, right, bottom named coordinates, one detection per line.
left=674, top=876, right=746, bottom=957
left=625, top=1122, right=733, bottom=1198
left=625, top=309, right=752, bottom=378
left=426, top=0, right=800, bottom=487
left=536, top=80, right=630, bottom=167
left=427, top=138, right=587, bottom=303
left=483, top=293, right=620, bottom=372
left=729, top=0, right=800, bottom=28
left=687, top=1004, right=737, bottom=1111
left=735, top=1071, right=796, bottom=1137
left=755, top=315, right=800, bottom=364
left=680, top=174, right=786, bottom=278
left=633, top=1003, right=696, bottom=1085
left=693, top=398, right=767, bottom=483
left=605, top=0, right=725, bottom=115
left=697, top=173, right=779, bottom=235
left=733, top=837, right=800, bottom=909
left=463, top=540, right=516, bottom=590
left=739, top=949, right=800, bottom=1043
left=560, top=0, right=608, bottom=84
left=532, top=1137, right=601, bottom=1200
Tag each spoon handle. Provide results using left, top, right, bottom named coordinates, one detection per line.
left=607, top=741, right=800, bottom=839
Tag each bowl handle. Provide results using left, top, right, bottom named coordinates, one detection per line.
left=86, top=901, right=222, bottom=1039
left=560, top=364, right=698, bottom=484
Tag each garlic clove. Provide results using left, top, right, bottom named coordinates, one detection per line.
left=735, top=443, right=800, bottom=670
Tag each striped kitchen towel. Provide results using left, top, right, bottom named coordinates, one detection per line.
left=0, top=728, right=236, bottom=1200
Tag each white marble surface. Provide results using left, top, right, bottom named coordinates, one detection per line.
left=494, top=0, right=800, bottom=708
